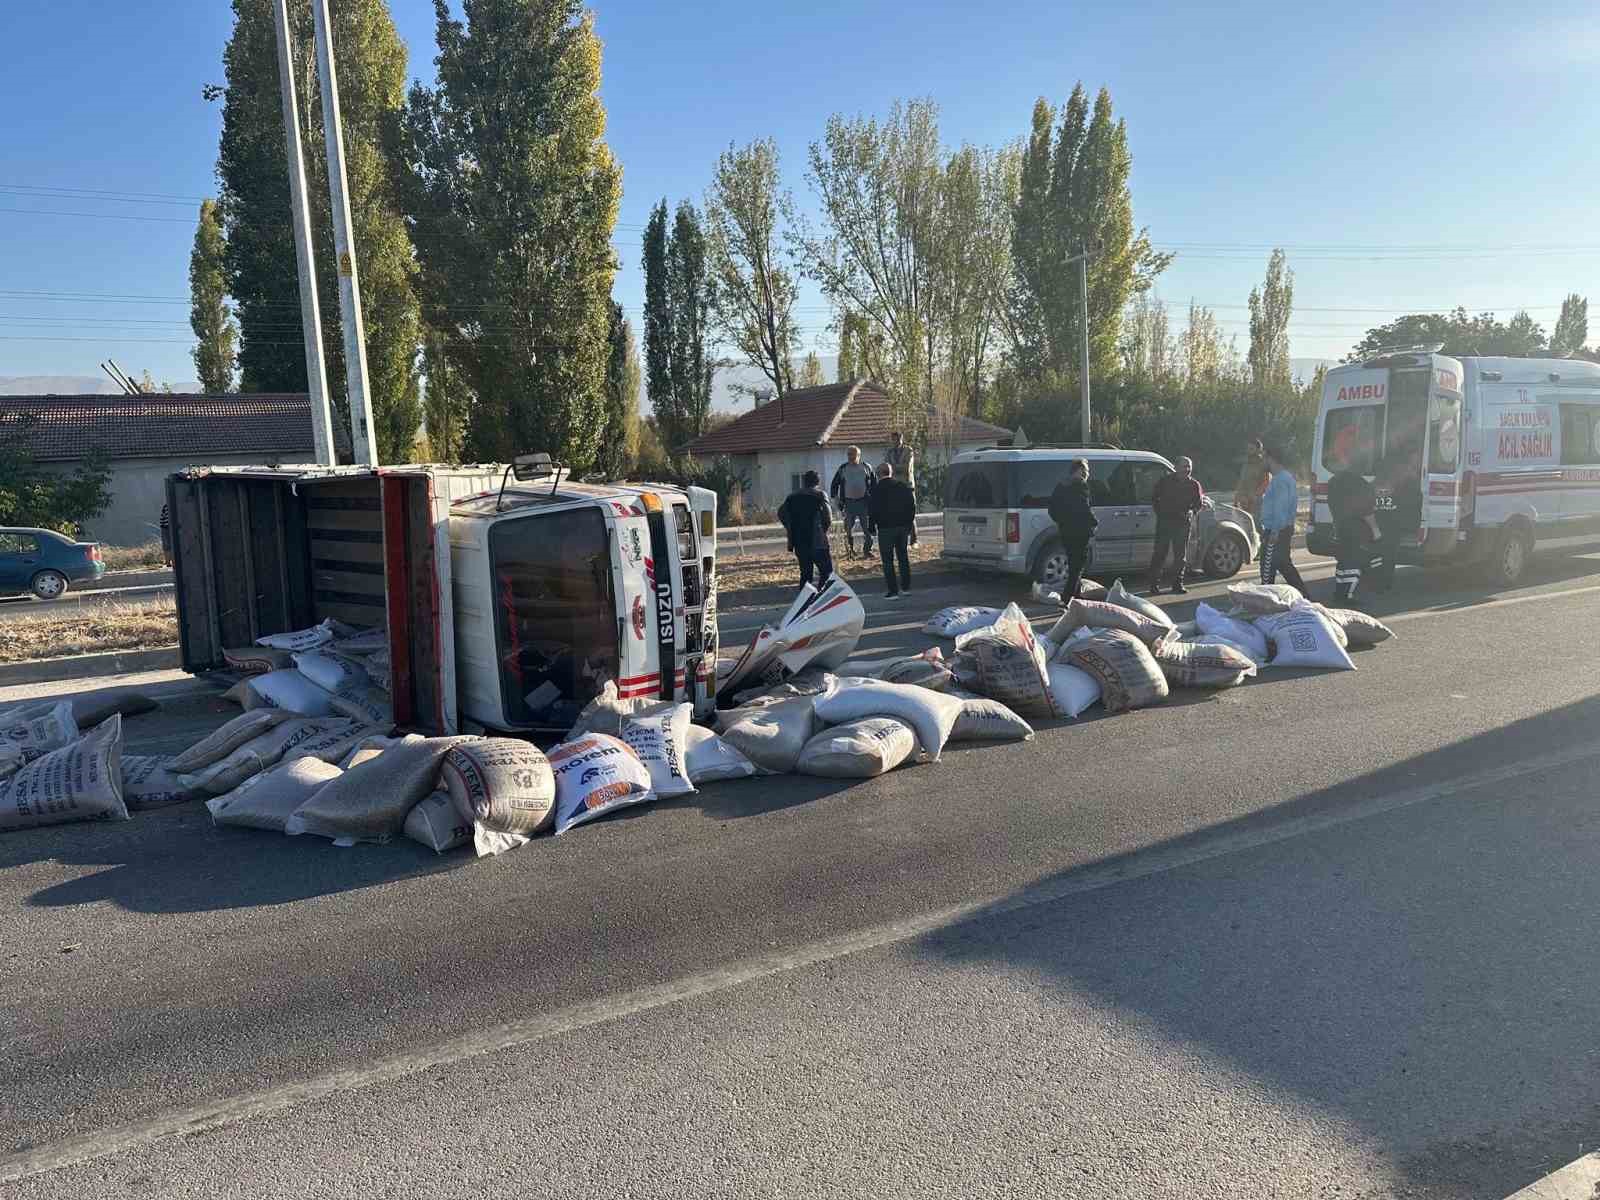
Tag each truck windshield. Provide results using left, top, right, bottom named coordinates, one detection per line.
left=488, top=507, right=617, bottom=726
left=1323, top=406, right=1382, bottom=475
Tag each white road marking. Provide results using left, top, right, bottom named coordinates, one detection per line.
left=5, top=740, right=1598, bottom=1185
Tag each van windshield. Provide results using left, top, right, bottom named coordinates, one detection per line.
left=1323, top=406, right=1382, bottom=476
left=489, top=507, right=617, bottom=726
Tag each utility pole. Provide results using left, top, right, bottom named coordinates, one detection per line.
left=271, top=0, right=335, bottom=467
left=311, top=0, right=377, bottom=467
left=1067, top=246, right=1093, bottom=443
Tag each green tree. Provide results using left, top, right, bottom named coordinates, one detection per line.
left=1247, top=249, right=1294, bottom=387
left=0, top=413, right=114, bottom=535
left=1009, top=85, right=1170, bottom=382
left=420, top=328, right=466, bottom=461
left=798, top=350, right=826, bottom=388
left=642, top=199, right=674, bottom=441
left=1349, top=308, right=1547, bottom=359
left=1120, top=294, right=1174, bottom=382
left=1551, top=294, right=1588, bottom=356
left=598, top=301, right=641, bottom=478
left=189, top=198, right=237, bottom=393
left=393, top=0, right=620, bottom=466
left=215, top=0, right=420, bottom=461
left=668, top=201, right=713, bottom=441
left=705, top=138, right=799, bottom=399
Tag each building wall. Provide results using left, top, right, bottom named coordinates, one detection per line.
left=730, top=439, right=998, bottom=514
left=73, top=453, right=303, bottom=546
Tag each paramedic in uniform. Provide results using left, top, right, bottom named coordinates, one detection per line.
left=1374, top=449, right=1422, bottom=592
left=1327, top=453, right=1383, bottom=605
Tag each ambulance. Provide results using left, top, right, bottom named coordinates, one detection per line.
left=1309, top=351, right=1600, bottom=585
left=167, top=456, right=719, bottom=735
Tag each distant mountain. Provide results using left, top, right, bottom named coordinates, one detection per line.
left=0, top=375, right=204, bottom=396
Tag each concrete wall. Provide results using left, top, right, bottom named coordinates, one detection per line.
left=73, top=453, right=298, bottom=546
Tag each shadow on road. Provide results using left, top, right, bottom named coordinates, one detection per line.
left=916, top=694, right=1600, bottom=1197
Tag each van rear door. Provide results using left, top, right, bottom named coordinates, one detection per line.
left=943, top=460, right=1010, bottom=561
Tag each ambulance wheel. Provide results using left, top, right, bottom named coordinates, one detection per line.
left=1489, top=524, right=1533, bottom=587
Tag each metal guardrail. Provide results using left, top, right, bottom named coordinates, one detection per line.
left=719, top=512, right=944, bottom=558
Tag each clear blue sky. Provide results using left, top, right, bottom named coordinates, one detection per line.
left=2, top=0, right=1597, bottom=388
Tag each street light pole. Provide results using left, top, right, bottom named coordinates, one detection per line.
left=270, top=0, right=335, bottom=466
left=310, top=0, right=377, bottom=467
left=1066, top=246, right=1093, bottom=443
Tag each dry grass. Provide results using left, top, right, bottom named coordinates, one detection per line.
left=0, top=597, right=178, bottom=664
left=101, top=541, right=167, bottom=571
left=717, top=537, right=949, bottom=592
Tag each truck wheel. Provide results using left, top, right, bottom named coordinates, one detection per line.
left=1033, top=542, right=1069, bottom=588
left=30, top=570, right=68, bottom=601
left=1202, top=532, right=1248, bottom=579
left=1489, top=525, right=1533, bottom=587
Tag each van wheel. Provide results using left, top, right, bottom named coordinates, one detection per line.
left=1489, top=525, right=1533, bottom=587
left=1202, top=532, right=1248, bottom=579
left=1033, top=542, right=1069, bottom=588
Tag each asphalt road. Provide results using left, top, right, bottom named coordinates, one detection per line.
left=6, top=544, right=1600, bottom=1197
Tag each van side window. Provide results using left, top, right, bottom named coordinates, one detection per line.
left=1086, top=459, right=1117, bottom=505
left=1106, top=461, right=1138, bottom=505
left=1131, top=462, right=1169, bottom=505
left=1560, top=404, right=1600, bottom=465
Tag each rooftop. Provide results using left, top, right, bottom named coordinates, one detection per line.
left=684, top=379, right=1012, bottom=456
left=0, top=392, right=351, bottom=462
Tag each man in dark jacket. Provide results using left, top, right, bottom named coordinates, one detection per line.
left=1046, top=458, right=1098, bottom=601
left=778, top=470, right=833, bottom=588
left=1147, top=456, right=1204, bottom=595
left=867, top=462, right=917, bottom=599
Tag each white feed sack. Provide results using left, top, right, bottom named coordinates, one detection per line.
left=1150, top=636, right=1257, bottom=689
left=1181, top=633, right=1268, bottom=670
left=1256, top=602, right=1355, bottom=671
left=1064, top=630, right=1169, bottom=714
left=549, top=733, right=656, bottom=835
left=403, top=790, right=475, bottom=855
left=207, top=757, right=343, bottom=833
left=1225, top=582, right=1303, bottom=616
left=682, top=724, right=759, bottom=784
left=0, top=701, right=79, bottom=767
left=292, top=651, right=370, bottom=694
left=1046, top=662, right=1103, bottom=718
left=875, top=650, right=955, bottom=692
left=1195, top=603, right=1271, bottom=664
left=0, top=715, right=127, bottom=832
left=568, top=681, right=673, bottom=739
left=223, top=645, right=294, bottom=675
left=1105, top=580, right=1177, bottom=631
left=797, top=717, right=918, bottom=778
left=620, top=704, right=696, bottom=799
left=169, top=709, right=290, bottom=774
left=328, top=684, right=394, bottom=728
left=1316, top=605, right=1395, bottom=647
left=255, top=620, right=338, bottom=652
left=329, top=627, right=388, bottom=657
left=813, top=677, right=964, bottom=762
left=716, top=696, right=819, bottom=775
left=121, top=755, right=206, bottom=811
left=922, top=606, right=1001, bottom=639
left=1048, top=598, right=1169, bottom=648
left=287, top=736, right=475, bottom=845
left=949, top=697, right=1035, bottom=743
left=246, top=669, right=338, bottom=717
left=281, top=721, right=383, bottom=767
left=962, top=604, right=1061, bottom=721
left=440, top=738, right=557, bottom=839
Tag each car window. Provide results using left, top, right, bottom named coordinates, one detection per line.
left=1131, top=463, right=1169, bottom=505
left=948, top=463, right=1004, bottom=509
left=1008, top=462, right=1074, bottom=509
left=0, top=533, right=38, bottom=554
left=1085, top=459, right=1118, bottom=505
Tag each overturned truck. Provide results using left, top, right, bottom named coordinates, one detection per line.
left=166, top=462, right=720, bottom=736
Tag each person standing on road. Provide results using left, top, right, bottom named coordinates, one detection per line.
left=1373, top=449, right=1422, bottom=593
left=883, top=431, right=916, bottom=498
left=1327, top=452, right=1382, bottom=605
left=830, top=446, right=876, bottom=558
left=1047, top=458, right=1098, bottom=602
left=868, top=462, right=917, bottom=600
left=1235, top=436, right=1270, bottom=556
left=1147, top=456, right=1204, bottom=595
left=1258, top=446, right=1308, bottom=593
left=778, top=470, right=834, bottom=588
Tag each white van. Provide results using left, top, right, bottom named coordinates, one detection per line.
left=941, top=447, right=1259, bottom=587
left=1308, top=352, right=1600, bottom=584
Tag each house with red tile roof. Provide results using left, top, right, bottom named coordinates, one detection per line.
left=684, top=379, right=1011, bottom=510
left=1, top=392, right=348, bottom=545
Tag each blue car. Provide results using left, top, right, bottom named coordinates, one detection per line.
left=0, top=527, right=106, bottom=600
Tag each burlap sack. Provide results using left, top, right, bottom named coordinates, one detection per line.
left=286, top=736, right=474, bottom=844
left=796, top=717, right=917, bottom=778
left=206, top=757, right=344, bottom=833
left=440, top=738, right=556, bottom=837
left=1064, top=630, right=1169, bottom=713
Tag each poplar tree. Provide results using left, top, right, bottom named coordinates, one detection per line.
left=189, top=199, right=237, bottom=393
left=642, top=200, right=674, bottom=441
left=1247, top=249, right=1294, bottom=387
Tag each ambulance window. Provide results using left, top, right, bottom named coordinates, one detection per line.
left=487, top=508, right=617, bottom=726
left=1323, top=406, right=1382, bottom=475
left=1560, top=404, right=1600, bottom=464
left=1429, top=395, right=1460, bottom=473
